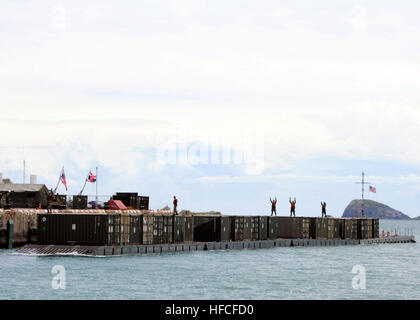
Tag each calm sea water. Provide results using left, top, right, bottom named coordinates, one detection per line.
left=1, top=219, right=419, bottom=300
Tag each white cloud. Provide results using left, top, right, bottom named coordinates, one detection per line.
left=1, top=0, right=420, bottom=188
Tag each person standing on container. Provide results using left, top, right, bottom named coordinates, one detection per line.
left=289, top=197, right=296, bottom=217
left=270, top=197, right=277, bottom=216
left=321, top=202, right=327, bottom=218
left=173, top=196, right=178, bottom=215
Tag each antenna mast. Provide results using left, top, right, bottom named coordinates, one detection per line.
left=356, top=171, right=371, bottom=217
left=23, top=160, right=26, bottom=184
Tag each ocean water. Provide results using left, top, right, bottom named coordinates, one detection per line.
left=1, top=219, right=419, bottom=300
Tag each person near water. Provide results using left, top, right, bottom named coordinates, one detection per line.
left=321, top=201, right=327, bottom=217
left=173, top=196, right=178, bottom=215
left=289, top=197, right=296, bottom=217
left=270, top=197, right=277, bottom=216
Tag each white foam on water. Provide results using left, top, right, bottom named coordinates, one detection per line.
left=12, top=251, right=106, bottom=258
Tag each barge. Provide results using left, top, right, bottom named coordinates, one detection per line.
left=15, top=235, right=415, bottom=256
left=1, top=209, right=415, bottom=256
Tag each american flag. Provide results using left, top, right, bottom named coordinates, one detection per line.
left=60, top=168, right=68, bottom=191
left=369, top=186, right=376, bottom=193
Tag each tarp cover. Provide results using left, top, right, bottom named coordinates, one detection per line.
left=108, top=200, right=127, bottom=210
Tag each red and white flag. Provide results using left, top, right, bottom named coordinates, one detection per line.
left=60, top=168, right=68, bottom=191
left=87, top=170, right=97, bottom=183
left=369, top=186, right=376, bottom=193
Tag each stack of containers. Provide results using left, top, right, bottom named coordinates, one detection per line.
left=259, top=217, right=268, bottom=240
left=137, top=196, right=149, bottom=210
left=142, top=214, right=154, bottom=244
left=268, top=217, right=279, bottom=240
left=230, top=216, right=245, bottom=241
left=153, top=215, right=164, bottom=244
left=243, top=216, right=252, bottom=241
left=250, top=216, right=260, bottom=241
left=219, top=216, right=231, bottom=242
left=120, top=213, right=131, bottom=245
left=193, top=216, right=217, bottom=242
left=327, top=218, right=335, bottom=239
left=298, top=217, right=311, bottom=239
left=309, top=218, right=328, bottom=239
left=129, top=214, right=143, bottom=245
left=107, top=214, right=121, bottom=245
left=372, top=218, right=380, bottom=238
left=351, top=218, right=358, bottom=239
left=342, top=219, right=353, bottom=239
left=173, top=215, right=185, bottom=243
left=163, top=215, right=173, bottom=243
left=333, top=219, right=342, bottom=239
left=37, top=213, right=121, bottom=246
left=357, top=218, right=369, bottom=239
left=276, top=217, right=298, bottom=238
left=184, top=216, right=194, bottom=242
left=366, top=218, right=373, bottom=239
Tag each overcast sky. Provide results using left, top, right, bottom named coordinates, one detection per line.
left=1, top=0, right=420, bottom=217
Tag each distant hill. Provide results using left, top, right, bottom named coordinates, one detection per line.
left=342, top=199, right=411, bottom=220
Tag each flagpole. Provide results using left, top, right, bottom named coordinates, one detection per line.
left=54, top=167, right=63, bottom=194
left=95, top=166, right=98, bottom=205
left=79, top=178, right=88, bottom=196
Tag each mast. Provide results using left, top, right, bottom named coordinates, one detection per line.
left=54, top=167, right=63, bottom=194
left=95, top=166, right=98, bottom=205
left=356, top=171, right=370, bottom=217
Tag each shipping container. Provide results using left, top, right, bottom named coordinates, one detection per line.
left=276, top=217, right=310, bottom=239
left=130, top=214, right=143, bottom=245
left=250, top=216, right=260, bottom=241
left=153, top=215, right=165, bottom=244
left=113, top=192, right=138, bottom=208
left=184, top=216, right=194, bottom=242
left=72, top=195, right=88, bottom=209
left=243, top=216, right=252, bottom=241
left=309, top=218, right=328, bottom=239
left=137, top=196, right=149, bottom=210
left=259, top=217, right=268, bottom=240
left=163, top=215, right=173, bottom=243
left=38, top=213, right=120, bottom=245
left=342, top=219, right=353, bottom=239
left=193, top=216, right=220, bottom=242
left=219, top=216, right=231, bottom=242
left=143, top=214, right=154, bottom=244
left=107, top=214, right=121, bottom=245
left=372, top=218, right=380, bottom=238
left=334, top=219, right=343, bottom=239
left=327, top=218, right=335, bottom=239
left=173, top=215, right=185, bottom=243
left=294, top=217, right=311, bottom=239
left=120, top=214, right=131, bottom=245
left=366, top=218, right=373, bottom=239
left=268, top=217, right=279, bottom=240
left=230, top=216, right=245, bottom=241
left=351, top=218, right=358, bottom=239
left=357, top=218, right=369, bottom=239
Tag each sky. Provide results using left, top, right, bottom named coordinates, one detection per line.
left=1, top=0, right=420, bottom=217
